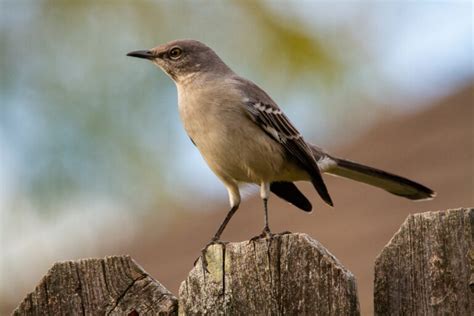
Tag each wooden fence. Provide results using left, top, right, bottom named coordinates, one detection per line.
left=13, top=208, right=473, bottom=315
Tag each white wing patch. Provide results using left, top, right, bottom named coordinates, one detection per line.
left=263, top=125, right=283, bottom=142
left=248, top=102, right=302, bottom=143
left=317, top=156, right=337, bottom=172
left=253, top=102, right=282, bottom=114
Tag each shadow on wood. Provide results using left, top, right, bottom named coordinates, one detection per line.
left=374, top=208, right=473, bottom=315
left=13, top=256, right=177, bottom=315
left=179, top=233, right=360, bottom=315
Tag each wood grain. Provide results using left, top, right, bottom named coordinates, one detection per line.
left=374, top=208, right=474, bottom=315
left=179, top=233, right=360, bottom=315
left=13, top=256, right=177, bottom=315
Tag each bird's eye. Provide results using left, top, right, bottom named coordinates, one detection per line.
left=169, top=47, right=183, bottom=59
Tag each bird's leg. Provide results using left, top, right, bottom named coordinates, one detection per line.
left=249, top=182, right=293, bottom=244
left=260, top=182, right=273, bottom=237
left=262, top=197, right=271, bottom=235
left=249, top=182, right=274, bottom=241
left=194, top=204, right=239, bottom=272
left=249, top=197, right=273, bottom=242
left=211, top=204, right=239, bottom=241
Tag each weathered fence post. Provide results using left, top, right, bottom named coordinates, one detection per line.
left=179, top=233, right=360, bottom=315
left=13, top=256, right=178, bottom=315
left=374, top=208, right=473, bottom=315
left=13, top=233, right=359, bottom=315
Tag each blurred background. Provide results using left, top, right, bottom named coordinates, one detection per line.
left=1, top=0, right=472, bottom=314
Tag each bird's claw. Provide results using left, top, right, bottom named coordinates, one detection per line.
left=194, top=238, right=227, bottom=273
left=249, top=226, right=272, bottom=242
left=249, top=229, right=292, bottom=243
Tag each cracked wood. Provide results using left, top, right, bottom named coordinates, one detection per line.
left=374, top=208, right=474, bottom=315
left=179, top=233, right=360, bottom=315
left=13, top=256, right=177, bottom=315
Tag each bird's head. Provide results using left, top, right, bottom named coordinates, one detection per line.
left=127, top=39, right=232, bottom=83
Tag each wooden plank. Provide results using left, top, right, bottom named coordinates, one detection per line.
left=13, top=255, right=177, bottom=315
left=179, top=233, right=360, bottom=315
left=374, top=208, right=474, bottom=315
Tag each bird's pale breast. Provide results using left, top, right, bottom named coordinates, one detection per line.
left=177, top=82, right=306, bottom=184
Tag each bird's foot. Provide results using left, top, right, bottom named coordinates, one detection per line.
left=194, top=238, right=228, bottom=273
left=249, top=226, right=273, bottom=242
left=249, top=229, right=292, bottom=243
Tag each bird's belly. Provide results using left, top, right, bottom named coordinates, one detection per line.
left=178, top=83, right=309, bottom=183
left=184, top=110, right=305, bottom=183
left=197, top=124, right=279, bottom=182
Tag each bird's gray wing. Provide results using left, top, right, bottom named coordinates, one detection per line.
left=235, top=77, right=333, bottom=206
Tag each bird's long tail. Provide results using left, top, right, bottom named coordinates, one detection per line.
left=315, top=151, right=436, bottom=200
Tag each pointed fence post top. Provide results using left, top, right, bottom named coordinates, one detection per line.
left=179, top=232, right=360, bottom=315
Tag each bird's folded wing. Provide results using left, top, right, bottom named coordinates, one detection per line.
left=245, top=101, right=313, bottom=166
left=235, top=77, right=333, bottom=206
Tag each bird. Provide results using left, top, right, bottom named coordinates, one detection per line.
left=127, top=39, right=435, bottom=267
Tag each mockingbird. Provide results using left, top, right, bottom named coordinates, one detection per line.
left=128, top=39, right=435, bottom=265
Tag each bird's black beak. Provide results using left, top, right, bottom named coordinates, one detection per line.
left=126, top=50, right=155, bottom=60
